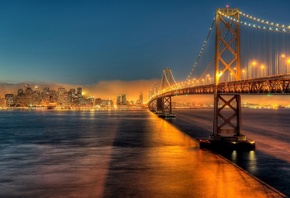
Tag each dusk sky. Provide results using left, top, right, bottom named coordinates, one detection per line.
left=1, top=0, right=290, bottom=99
left=0, top=0, right=290, bottom=100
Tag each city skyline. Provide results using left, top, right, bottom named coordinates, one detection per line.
left=1, top=83, right=144, bottom=109
left=0, top=80, right=153, bottom=102
left=1, top=1, right=290, bottom=85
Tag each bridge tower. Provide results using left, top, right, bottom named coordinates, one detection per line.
left=154, top=68, right=176, bottom=118
left=211, top=7, right=246, bottom=142
left=161, top=68, right=177, bottom=90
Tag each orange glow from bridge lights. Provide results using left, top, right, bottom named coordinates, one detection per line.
left=287, top=59, right=290, bottom=64
left=281, top=54, right=286, bottom=58
left=252, top=61, right=257, bottom=66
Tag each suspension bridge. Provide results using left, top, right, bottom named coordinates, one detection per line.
left=147, top=6, right=290, bottom=149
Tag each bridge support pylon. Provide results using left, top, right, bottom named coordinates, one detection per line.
left=210, top=93, right=245, bottom=141
left=205, top=92, right=255, bottom=150
left=148, top=99, right=157, bottom=112
left=155, top=96, right=175, bottom=118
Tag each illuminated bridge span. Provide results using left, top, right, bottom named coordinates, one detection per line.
left=147, top=6, right=290, bottom=147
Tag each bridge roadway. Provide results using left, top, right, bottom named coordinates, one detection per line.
left=149, top=74, right=290, bottom=102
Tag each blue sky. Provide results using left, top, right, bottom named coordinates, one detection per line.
left=0, top=0, right=290, bottom=85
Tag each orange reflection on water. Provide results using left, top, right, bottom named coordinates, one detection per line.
left=138, top=114, right=285, bottom=197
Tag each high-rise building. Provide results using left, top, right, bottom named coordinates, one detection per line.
left=5, top=94, right=15, bottom=107
left=107, top=98, right=114, bottom=107
left=58, top=88, right=66, bottom=106
left=58, top=88, right=66, bottom=95
left=43, top=87, right=50, bottom=94
left=25, top=85, right=33, bottom=95
left=117, top=96, right=121, bottom=105
left=121, top=94, right=126, bottom=105
left=69, top=89, right=76, bottom=96
left=95, top=98, right=102, bottom=106
left=17, top=89, right=24, bottom=96
left=139, top=92, right=143, bottom=105
left=77, top=87, right=82, bottom=97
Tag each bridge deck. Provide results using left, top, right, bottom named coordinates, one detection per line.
left=149, top=74, right=290, bottom=102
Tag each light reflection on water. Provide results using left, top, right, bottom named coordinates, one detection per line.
left=172, top=108, right=290, bottom=197
left=230, top=150, right=257, bottom=173
left=0, top=110, right=286, bottom=197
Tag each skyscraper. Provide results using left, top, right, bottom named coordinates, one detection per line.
left=117, top=96, right=121, bottom=105
left=121, top=94, right=126, bottom=105
left=77, top=87, right=82, bottom=97
left=139, top=92, right=143, bottom=105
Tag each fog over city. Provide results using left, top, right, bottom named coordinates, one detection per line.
left=0, top=79, right=157, bottom=101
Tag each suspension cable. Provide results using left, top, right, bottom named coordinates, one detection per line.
left=187, top=19, right=216, bottom=80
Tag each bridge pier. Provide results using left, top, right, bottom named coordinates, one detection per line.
left=154, top=96, right=175, bottom=118
left=202, top=93, right=255, bottom=150
left=211, top=93, right=245, bottom=140
left=148, top=99, right=156, bottom=112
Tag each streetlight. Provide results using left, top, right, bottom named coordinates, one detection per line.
left=287, top=59, right=290, bottom=73
left=260, top=65, right=265, bottom=77
left=252, top=61, right=257, bottom=78
left=281, top=54, right=285, bottom=73
left=242, top=69, right=246, bottom=79
left=206, top=74, right=210, bottom=84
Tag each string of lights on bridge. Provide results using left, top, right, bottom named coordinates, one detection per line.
left=219, top=10, right=290, bottom=33
left=187, top=19, right=215, bottom=80
left=187, top=9, right=290, bottom=82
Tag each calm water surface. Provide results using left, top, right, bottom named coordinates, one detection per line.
left=0, top=109, right=288, bottom=197
left=172, top=108, right=290, bottom=197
